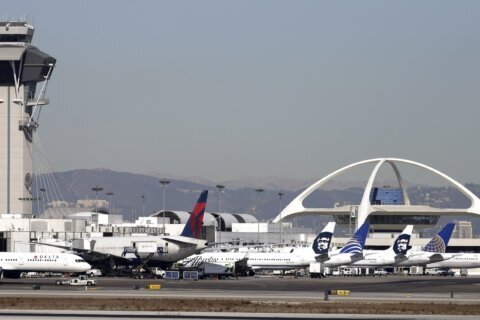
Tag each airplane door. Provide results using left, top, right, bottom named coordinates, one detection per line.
left=19, top=257, right=24, bottom=265
left=63, top=256, right=68, bottom=266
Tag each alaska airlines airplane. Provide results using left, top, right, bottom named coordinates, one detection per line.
left=37, top=190, right=209, bottom=272
left=182, top=222, right=336, bottom=273
left=322, top=223, right=370, bottom=268
left=395, top=223, right=456, bottom=267
left=0, top=252, right=91, bottom=278
left=349, top=225, right=413, bottom=267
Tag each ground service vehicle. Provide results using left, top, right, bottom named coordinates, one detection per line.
left=55, top=275, right=96, bottom=286
left=374, top=269, right=389, bottom=276
left=87, top=269, right=102, bottom=277
left=309, top=262, right=325, bottom=278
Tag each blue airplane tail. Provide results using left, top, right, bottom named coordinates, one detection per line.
left=312, top=222, right=335, bottom=254
left=339, top=223, right=369, bottom=254
left=422, top=223, right=455, bottom=253
left=180, top=190, right=208, bottom=239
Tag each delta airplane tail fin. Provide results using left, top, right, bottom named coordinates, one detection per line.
left=422, top=223, right=455, bottom=253
left=339, top=223, right=369, bottom=254
left=389, top=225, right=413, bottom=255
left=312, top=222, right=336, bottom=255
left=180, top=190, right=208, bottom=239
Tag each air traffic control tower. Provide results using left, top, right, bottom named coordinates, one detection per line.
left=0, top=21, right=56, bottom=216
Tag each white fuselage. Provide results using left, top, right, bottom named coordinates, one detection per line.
left=323, top=252, right=364, bottom=267
left=0, top=252, right=91, bottom=273
left=350, top=250, right=407, bottom=267
left=78, top=235, right=208, bottom=266
left=394, top=251, right=453, bottom=267
left=184, top=247, right=315, bottom=271
left=427, top=253, right=480, bottom=269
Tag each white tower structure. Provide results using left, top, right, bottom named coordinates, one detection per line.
left=273, top=158, right=480, bottom=231
left=0, top=21, right=56, bottom=216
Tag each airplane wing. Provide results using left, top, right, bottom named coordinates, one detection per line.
left=33, top=242, right=133, bottom=264
left=428, top=253, right=456, bottom=262
left=315, top=253, right=330, bottom=262
left=162, top=236, right=199, bottom=247
left=350, top=252, right=364, bottom=260
left=31, top=241, right=72, bottom=251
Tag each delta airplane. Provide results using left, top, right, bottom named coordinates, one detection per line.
left=182, top=222, right=337, bottom=273
left=349, top=225, right=413, bottom=267
left=394, top=223, right=456, bottom=267
left=0, top=252, right=91, bottom=278
left=37, top=190, right=209, bottom=272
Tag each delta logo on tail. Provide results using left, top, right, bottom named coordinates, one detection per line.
left=339, top=223, right=369, bottom=254
left=422, top=223, right=455, bottom=253
left=312, top=222, right=335, bottom=254
left=180, top=190, right=208, bottom=239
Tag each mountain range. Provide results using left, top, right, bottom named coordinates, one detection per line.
left=35, top=169, right=480, bottom=236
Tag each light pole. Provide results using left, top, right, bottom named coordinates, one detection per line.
left=255, top=187, right=264, bottom=245
left=40, top=187, right=46, bottom=215
left=141, top=194, right=146, bottom=216
left=91, top=186, right=103, bottom=212
left=350, top=206, right=357, bottom=236
left=106, top=192, right=114, bottom=213
left=159, top=179, right=170, bottom=235
left=216, top=184, right=225, bottom=242
left=278, top=192, right=284, bottom=244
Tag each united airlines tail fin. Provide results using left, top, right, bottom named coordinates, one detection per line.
left=180, top=190, right=208, bottom=239
left=339, top=223, right=369, bottom=254
left=389, top=225, right=413, bottom=255
left=312, top=222, right=336, bottom=255
left=422, top=223, right=455, bottom=253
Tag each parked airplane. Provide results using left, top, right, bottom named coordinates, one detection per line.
left=349, top=225, right=413, bottom=267
left=394, top=223, right=456, bottom=267
left=322, top=223, right=370, bottom=268
left=0, top=252, right=91, bottom=279
left=37, top=190, right=209, bottom=273
left=426, top=253, right=480, bottom=270
left=182, top=222, right=336, bottom=273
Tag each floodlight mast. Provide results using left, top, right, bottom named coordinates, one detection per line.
left=216, top=184, right=225, bottom=242
left=159, top=179, right=170, bottom=235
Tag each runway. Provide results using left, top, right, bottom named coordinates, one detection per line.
left=0, top=276, right=479, bottom=319
left=0, top=310, right=478, bottom=320
left=0, top=275, right=479, bottom=303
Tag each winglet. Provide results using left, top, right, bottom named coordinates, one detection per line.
left=180, top=190, right=208, bottom=239
left=422, top=223, right=455, bottom=253
left=391, top=225, right=413, bottom=255
left=339, top=223, right=369, bottom=254
left=312, top=222, right=336, bottom=254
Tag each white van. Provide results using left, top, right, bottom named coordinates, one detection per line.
left=87, top=269, right=103, bottom=277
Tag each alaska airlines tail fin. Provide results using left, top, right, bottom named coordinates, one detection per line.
left=180, top=190, right=208, bottom=239
left=422, top=223, right=455, bottom=253
left=339, top=223, right=369, bottom=254
left=312, top=222, right=336, bottom=255
left=389, top=225, right=413, bottom=255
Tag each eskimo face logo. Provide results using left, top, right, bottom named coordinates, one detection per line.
left=313, top=232, right=332, bottom=254
left=393, top=234, right=410, bottom=254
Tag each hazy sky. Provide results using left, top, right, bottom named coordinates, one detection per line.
left=4, top=1, right=480, bottom=183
